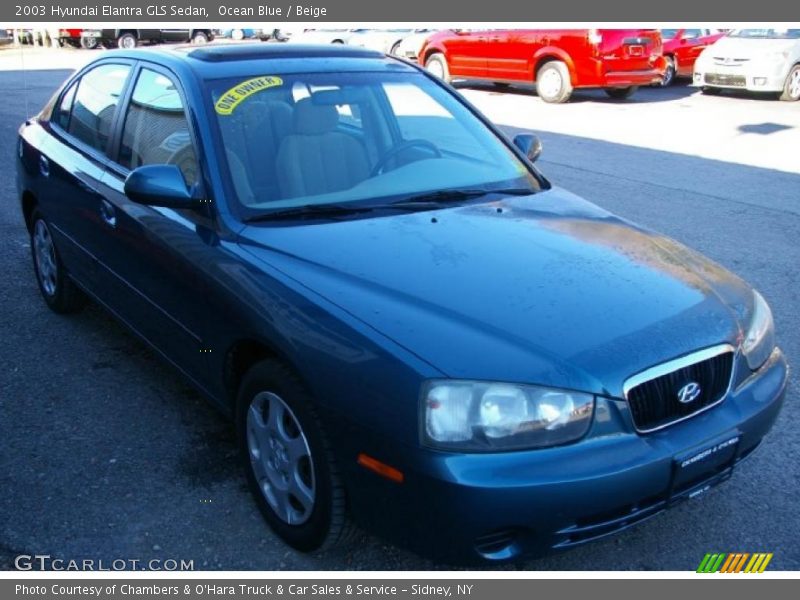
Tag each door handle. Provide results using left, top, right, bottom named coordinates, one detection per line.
left=39, top=155, right=50, bottom=178
left=99, top=199, right=117, bottom=228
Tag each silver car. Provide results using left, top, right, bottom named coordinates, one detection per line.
left=693, top=28, right=800, bottom=101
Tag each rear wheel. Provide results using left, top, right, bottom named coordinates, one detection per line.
left=117, top=33, right=137, bottom=49
left=237, top=359, right=354, bottom=552
left=30, top=211, right=86, bottom=314
left=536, top=61, right=573, bottom=103
left=424, top=53, right=451, bottom=83
left=389, top=41, right=401, bottom=56
left=779, top=64, right=800, bottom=102
left=604, top=86, right=639, bottom=100
left=80, top=36, right=98, bottom=49
left=661, top=56, right=676, bottom=86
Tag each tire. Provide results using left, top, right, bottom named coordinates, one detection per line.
left=536, top=60, right=573, bottom=103
left=80, top=37, right=98, bottom=50
left=236, top=359, right=354, bottom=552
left=231, top=29, right=245, bottom=41
left=604, top=86, right=639, bottom=100
left=389, top=41, right=401, bottom=56
left=779, top=64, right=800, bottom=102
left=117, top=33, right=137, bottom=49
left=331, top=39, right=344, bottom=44
left=701, top=86, right=722, bottom=95
left=424, top=53, right=451, bottom=83
left=661, top=56, right=676, bottom=86
left=191, top=31, right=209, bottom=44
left=30, top=211, right=86, bottom=314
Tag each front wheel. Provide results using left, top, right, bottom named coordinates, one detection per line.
left=779, top=64, right=800, bottom=102
left=536, top=61, right=573, bottom=103
left=424, top=53, right=451, bottom=83
left=237, top=360, right=354, bottom=552
left=660, top=56, right=676, bottom=86
left=604, top=86, right=639, bottom=100
left=191, top=31, right=209, bottom=44
left=30, top=211, right=86, bottom=314
left=117, top=33, right=137, bottom=49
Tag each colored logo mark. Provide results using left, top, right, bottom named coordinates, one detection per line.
left=697, top=553, right=773, bottom=573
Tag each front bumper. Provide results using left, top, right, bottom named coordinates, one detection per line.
left=339, top=348, right=788, bottom=564
left=693, top=61, right=788, bottom=92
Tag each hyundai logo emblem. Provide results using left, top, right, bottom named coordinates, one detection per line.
left=677, top=382, right=702, bottom=404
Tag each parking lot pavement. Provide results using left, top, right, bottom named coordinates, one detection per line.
left=1, top=63, right=798, bottom=571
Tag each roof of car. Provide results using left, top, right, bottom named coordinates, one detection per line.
left=105, top=43, right=419, bottom=80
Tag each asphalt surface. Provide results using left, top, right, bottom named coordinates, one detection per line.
left=1, top=60, right=798, bottom=571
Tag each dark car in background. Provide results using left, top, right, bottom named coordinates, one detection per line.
left=16, top=44, right=787, bottom=563
left=660, top=28, right=726, bottom=85
left=85, top=28, right=213, bottom=48
left=419, top=29, right=666, bottom=102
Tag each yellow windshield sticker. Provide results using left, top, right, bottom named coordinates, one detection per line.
left=214, top=76, right=284, bottom=115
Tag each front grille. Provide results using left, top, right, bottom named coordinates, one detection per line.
left=705, top=73, right=747, bottom=87
left=712, top=57, right=750, bottom=67
left=625, top=346, right=734, bottom=433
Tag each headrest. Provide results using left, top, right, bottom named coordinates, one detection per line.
left=293, top=97, right=339, bottom=135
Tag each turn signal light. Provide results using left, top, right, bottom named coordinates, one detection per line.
left=357, top=453, right=404, bottom=483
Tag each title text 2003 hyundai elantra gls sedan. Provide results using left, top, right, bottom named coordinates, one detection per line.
left=17, top=45, right=788, bottom=563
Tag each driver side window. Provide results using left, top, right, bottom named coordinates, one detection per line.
left=119, top=68, right=199, bottom=187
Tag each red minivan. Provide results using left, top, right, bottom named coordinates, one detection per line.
left=419, top=29, right=666, bottom=103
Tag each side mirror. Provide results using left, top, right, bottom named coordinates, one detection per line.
left=513, top=133, right=542, bottom=163
left=124, top=164, right=195, bottom=209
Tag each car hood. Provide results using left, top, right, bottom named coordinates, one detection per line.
left=707, top=36, right=798, bottom=58
left=239, top=188, right=752, bottom=397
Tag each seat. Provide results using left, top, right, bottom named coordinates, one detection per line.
left=224, top=99, right=293, bottom=205
left=276, top=98, right=370, bottom=199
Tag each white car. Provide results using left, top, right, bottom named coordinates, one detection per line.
left=394, top=29, right=438, bottom=60
left=348, top=29, right=434, bottom=55
left=693, top=28, right=800, bottom=101
left=287, top=29, right=363, bottom=45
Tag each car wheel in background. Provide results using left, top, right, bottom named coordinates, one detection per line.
left=331, top=39, right=344, bottom=44
left=701, top=86, right=722, bottom=95
left=231, top=29, right=245, bottom=41
left=80, top=37, right=98, bottom=49
left=30, top=211, right=87, bottom=314
left=536, top=60, right=573, bottom=103
left=779, top=64, right=800, bottom=102
left=425, top=53, right=451, bottom=83
left=605, top=86, right=639, bottom=100
left=191, top=31, right=209, bottom=44
left=661, top=56, right=676, bottom=86
left=117, top=33, right=137, bottom=49
left=237, top=359, right=354, bottom=552
left=390, top=41, right=401, bottom=56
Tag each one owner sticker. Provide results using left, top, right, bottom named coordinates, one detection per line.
left=214, top=76, right=284, bottom=115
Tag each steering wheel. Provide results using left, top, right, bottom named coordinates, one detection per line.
left=370, top=139, right=442, bottom=176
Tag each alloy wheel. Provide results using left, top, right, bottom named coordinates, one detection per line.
left=33, top=220, right=58, bottom=297
left=789, top=69, right=800, bottom=100
left=246, top=391, right=316, bottom=525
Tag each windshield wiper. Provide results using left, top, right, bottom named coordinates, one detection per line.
left=243, top=203, right=375, bottom=223
left=389, top=187, right=535, bottom=209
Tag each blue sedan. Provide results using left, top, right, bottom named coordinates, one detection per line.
left=16, top=44, right=788, bottom=563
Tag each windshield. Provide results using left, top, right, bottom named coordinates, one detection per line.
left=729, top=29, right=800, bottom=39
left=207, top=71, right=540, bottom=218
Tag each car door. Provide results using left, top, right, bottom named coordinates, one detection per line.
left=483, top=29, right=537, bottom=82
left=40, top=62, right=133, bottom=294
left=91, top=64, right=215, bottom=389
left=443, top=29, right=490, bottom=78
left=674, top=29, right=707, bottom=75
left=160, top=29, right=190, bottom=43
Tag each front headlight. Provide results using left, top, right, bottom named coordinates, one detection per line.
left=422, top=380, right=594, bottom=451
left=742, top=290, right=776, bottom=371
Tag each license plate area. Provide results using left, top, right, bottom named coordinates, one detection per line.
left=669, top=433, right=740, bottom=503
left=626, top=45, right=645, bottom=57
